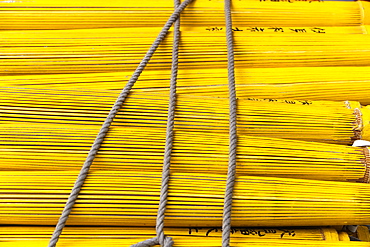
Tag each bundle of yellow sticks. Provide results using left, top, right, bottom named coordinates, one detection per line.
left=1, top=0, right=370, bottom=246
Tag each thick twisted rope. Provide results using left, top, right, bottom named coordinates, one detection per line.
left=131, top=0, right=181, bottom=246
left=156, top=0, right=181, bottom=245
left=222, top=0, right=238, bottom=247
left=130, top=237, right=160, bottom=247
left=47, top=1, right=194, bottom=246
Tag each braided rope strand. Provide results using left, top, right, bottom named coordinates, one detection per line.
left=132, top=0, right=182, bottom=246
left=222, top=0, right=238, bottom=246
left=156, top=0, right=181, bottom=246
left=48, top=1, right=194, bottom=246
left=130, top=237, right=160, bottom=247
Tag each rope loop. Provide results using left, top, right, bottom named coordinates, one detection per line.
left=130, top=236, right=174, bottom=247
left=48, top=0, right=194, bottom=246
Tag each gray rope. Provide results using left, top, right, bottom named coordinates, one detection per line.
left=131, top=0, right=181, bottom=246
left=47, top=1, right=194, bottom=246
left=222, top=0, right=238, bottom=247
left=131, top=237, right=173, bottom=247
left=130, top=237, right=160, bottom=247
left=156, top=0, right=180, bottom=245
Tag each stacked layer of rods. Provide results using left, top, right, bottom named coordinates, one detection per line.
left=1, top=0, right=370, bottom=246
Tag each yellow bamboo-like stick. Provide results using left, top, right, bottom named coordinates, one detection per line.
left=0, top=226, right=350, bottom=242
left=0, top=0, right=363, bottom=30
left=1, top=239, right=369, bottom=247
left=0, top=88, right=363, bottom=144
left=1, top=1, right=370, bottom=244
left=0, top=171, right=370, bottom=227
left=1, top=67, right=370, bottom=104
left=2, top=29, right=370, bottom=75
left=1, top=122, right=368, bottom=182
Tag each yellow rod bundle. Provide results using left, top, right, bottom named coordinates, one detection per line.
left=0, top=0, right=363, bottom=30
left=2, top=1, right=370, bottom=246
left=0, top=88, right=364, bottom=144
left=0, top=226, right=350, bottom=241
left=2, top=29, right=370, bottom=75
left=1, top=123, right=369, bottom=182
left=1, top=171, right=370, bottom=227
left=2, top=67, right=370, bottom=104
left=1, top=239, right=369, bottom=247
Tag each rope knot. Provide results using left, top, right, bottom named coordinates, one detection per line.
left=161, top=236, right=174, bottom=247
left=130, top=236, right=174, bottom=247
